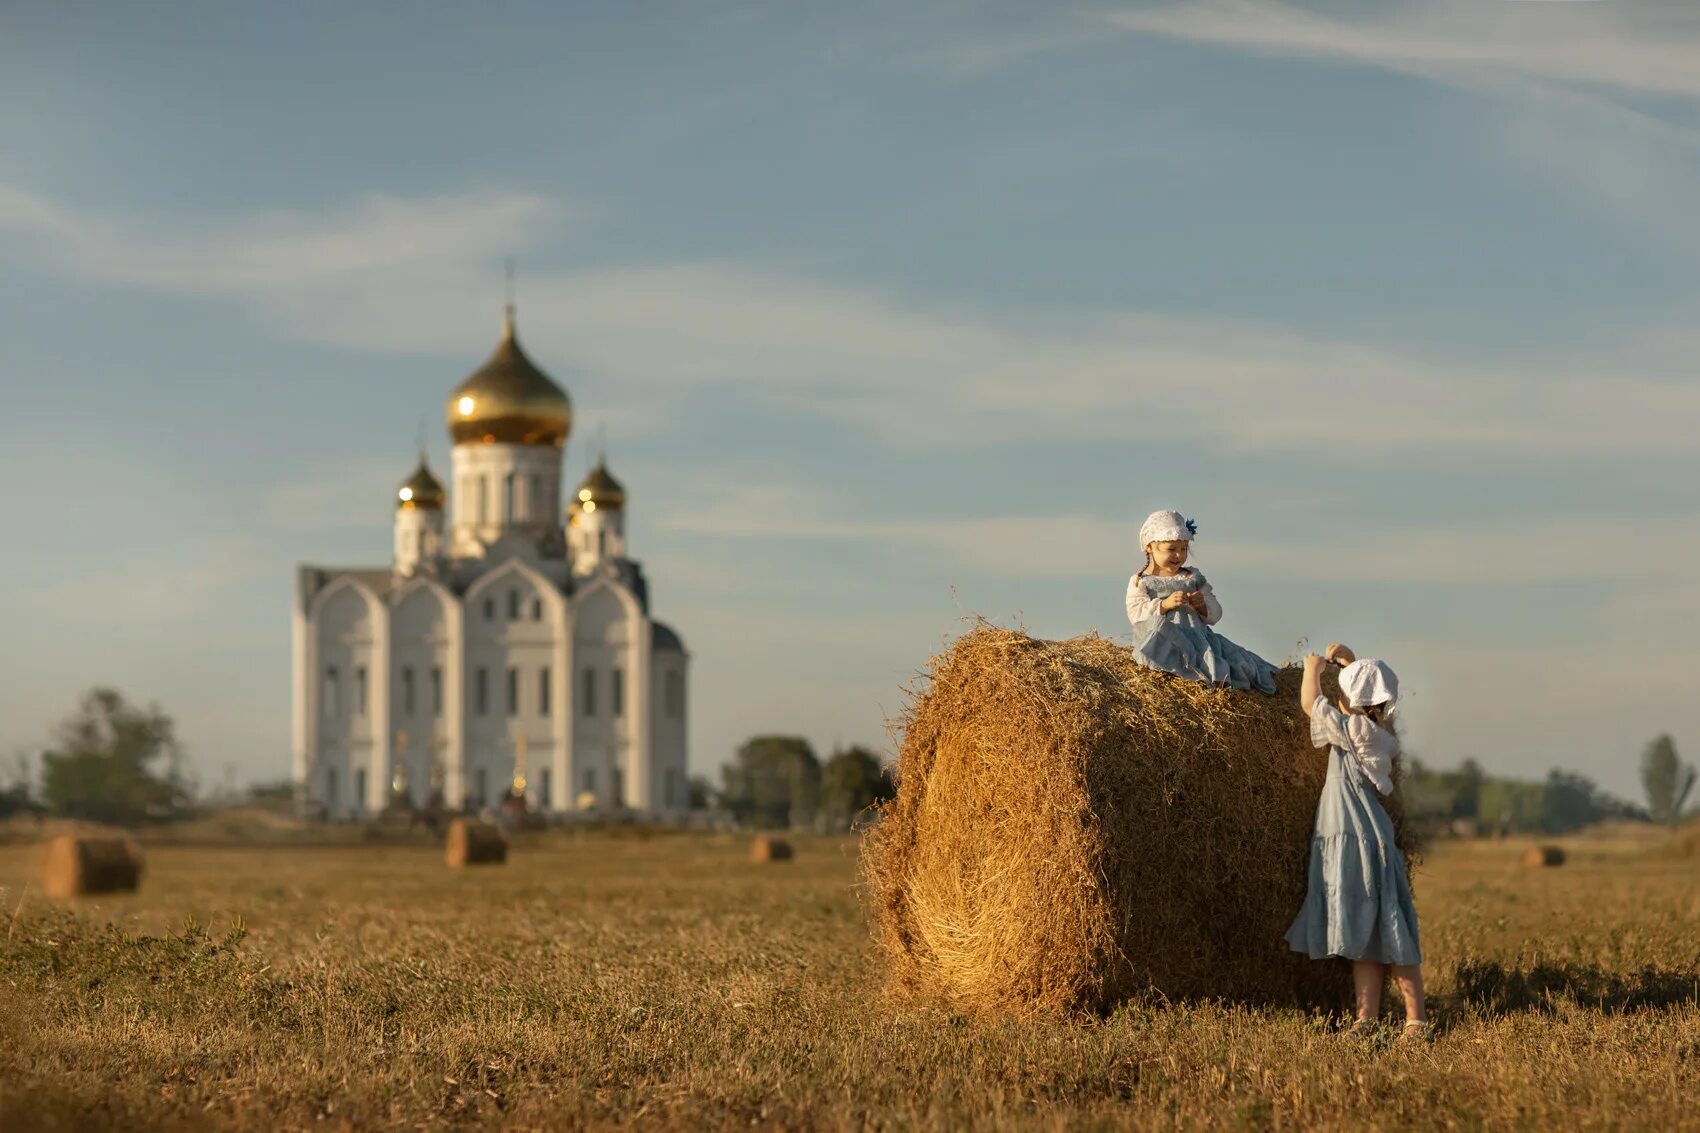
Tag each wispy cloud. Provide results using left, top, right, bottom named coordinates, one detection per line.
left=1105, top=0, right=1700, bottom=98
left=5, top=181, right=1698, bottom=463
left=656, top=479, right=1700, bottom=588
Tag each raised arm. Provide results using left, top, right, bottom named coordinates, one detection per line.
left=1300, top=653, right=1326, bottom=717
left=1325, top=642, right=1356, bottom=666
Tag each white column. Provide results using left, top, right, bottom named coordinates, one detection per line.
left=369, top=601, right=392, bottom=814
left=628, top=617, right=654, bottom=813
left=553, top=599, right=573, bottom=813
left=445, top=597, right=468, bottom=808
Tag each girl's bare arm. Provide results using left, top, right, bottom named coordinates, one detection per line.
left=1300, top=654, right=1326, bottom=717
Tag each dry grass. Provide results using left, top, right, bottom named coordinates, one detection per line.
left=862, top=627, right=1416, bottom=1016
left=1, top=828, right=1697, bottom=1131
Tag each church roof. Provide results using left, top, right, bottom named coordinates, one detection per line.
left=396, top=458, right=445, bottom=510
left=652, top=620, right=685, bottom=653
left=573, top=458, right=626, bottom=511
left=445, top=307, right=572, bottom=448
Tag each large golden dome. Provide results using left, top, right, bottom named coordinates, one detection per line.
left=445, top=307, right=572, bottom=447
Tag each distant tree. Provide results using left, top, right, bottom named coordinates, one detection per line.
left=247, top=780, right=296, bottom=807
left=1451, top=758, right=1485, bottom=820
left=40, top=688, right=190, bottom=824
left=720, top=736, right=820, bottom=829
left=1641, top=735, right=1697, bottom=827
left=819, top=746, right=894, bottom=830
left=0, top=749, right=38, bottom=819
left=687, top=775, right=717, bottom=810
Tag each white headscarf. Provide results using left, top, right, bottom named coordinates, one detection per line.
left=1139, top=509, right=1196, bottom=548
left=1340, top=658, right=1399, bottom=709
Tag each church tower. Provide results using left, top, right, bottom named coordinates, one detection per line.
left=393, top=456, right=446, bottom=577
left=568, top=457, right=627, bottom=573
left=443, top=304, right=573, bottom=560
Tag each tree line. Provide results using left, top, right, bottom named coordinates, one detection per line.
left=1404, top=734, right=1696, bottom=836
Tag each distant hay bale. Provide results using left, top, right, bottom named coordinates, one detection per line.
left=861, top=626, right=1417, bottom=1017
left=444, top=819, right=507, bottom=867
left=41, top=836, right=143, bottom=899
left=1522, top=845, right=1566, bottom=868
left=750, top=834, right=794, bottom=862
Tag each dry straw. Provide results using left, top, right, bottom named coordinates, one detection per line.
left=41, top=835, right=144, bottom=899
left=861, top=625, right=1417, bottom=1017
left=1522, top=845, right=1566, bottom=868
left=444, top=819, right=508, bottom=867
left=750, top=834, right=794, bottom=863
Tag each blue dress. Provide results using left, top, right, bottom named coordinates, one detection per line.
left=1285, top=700, right=1422, bottom=966
left=1127, top=569, right=1278, bottom=694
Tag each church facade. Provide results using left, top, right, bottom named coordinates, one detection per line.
left=291, top=306, right=688, bottom=819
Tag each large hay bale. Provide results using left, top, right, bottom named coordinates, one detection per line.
left=1522, top=845, right=1566, bottom=868
left=861, top=626, right=1417, bottom=1017
left=41, top=836, right=143, bottom=899
left=444, top=819, right=507, bottom=867
left=750, top=834, right=794, bottom=862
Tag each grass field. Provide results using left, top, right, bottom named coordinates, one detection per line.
left=2, top=828, right=1697, bottom=1131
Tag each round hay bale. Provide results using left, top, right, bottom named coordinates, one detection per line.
left=1522, top=845, right=1566, bottom=868
left=750, top=834, right=794, bottom=863
left=860, top=626, right=1417, bottom=1017
left=444, top=819, right=507, bottom=867
left=41, top=835, right=143, bottom=899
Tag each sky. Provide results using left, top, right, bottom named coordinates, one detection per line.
left=2, top=0, right=1698, bottom=802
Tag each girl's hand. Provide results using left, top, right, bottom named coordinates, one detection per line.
left=1304, top=653, right=1326, bottom=671
left=1324, top=642, right=1355, bottom=666
left=1185, top=592, right=1208, bottom=614
left=1161, top=592, right=1190, bottom=612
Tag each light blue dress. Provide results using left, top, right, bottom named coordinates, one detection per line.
left=1285, top=699, right=1422, bottom=966
left=1127, top=569, right=1278, bottom=694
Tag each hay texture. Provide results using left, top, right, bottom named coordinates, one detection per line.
left=750, top=835, right=794, bottom=863
left=444, top=819, right=507, bottom=867
left=41, top=835, right=143, bottom=899
left=1523, top=845, right=1566, bottom=868
left=861, top=626, right=1417, bottom=1017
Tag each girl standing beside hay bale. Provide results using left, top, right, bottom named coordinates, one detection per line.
left=1285, top=643, right=1430, bottom=1041
left=1125, top=510, right=1277, bottom=694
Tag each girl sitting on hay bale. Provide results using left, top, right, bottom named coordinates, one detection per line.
left=1124, top=509, right=1277, bottom=694
left=1286, top=642, right=1431, bottom=1041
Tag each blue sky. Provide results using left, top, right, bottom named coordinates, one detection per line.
left=3, top=1, right=1698, bottom=800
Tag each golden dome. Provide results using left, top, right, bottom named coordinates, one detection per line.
left=571, top=459, right=626, bottom=514
left=396, top=457, right=445, bottom=510
left=445, top=307, right=572, bottom=447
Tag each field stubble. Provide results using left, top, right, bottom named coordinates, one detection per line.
left=1, top=829, right=1697, bottom=1131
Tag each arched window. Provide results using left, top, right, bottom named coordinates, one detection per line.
left=478, top=475, right=489, bottom=525
left=401, top=667, right=415, bottom=715
left=506, top=667, right=519, bottom=715
left=531, top=597, right=543, bottom=621
left=323, top=666, right=340, bottom=717
left=540, top=768, right=552, bottom=807
left=483, top=597, right=496, bottom=621
left=529, top=474, right=541, bottom=519
left=355, top=667, right=368, bottom=716
left=611, top=668, right=624, bottom=717
left=539, top=667, right=551, bottom=717
left=504, top=473, right=515, bottom=521
left=507, top=588, right=520, bottom=620
left=430, top=667, right=443, bottom=716
left=475, top=667, right=489, bottom=716
left=355, top=769, right=367, bottom=813
left=581, top=668, right=596, bottom=716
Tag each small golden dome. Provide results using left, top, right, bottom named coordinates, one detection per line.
left=444, top=307, right=572, bottom=447
left=396, top=457, right=445, bottom=510
left=571, top=458, right=626, bottom=514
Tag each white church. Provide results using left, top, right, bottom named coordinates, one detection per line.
left=292, top=305, right=688, bottom=819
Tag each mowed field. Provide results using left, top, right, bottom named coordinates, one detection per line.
left=2, top=829, right=1697, bottom=1131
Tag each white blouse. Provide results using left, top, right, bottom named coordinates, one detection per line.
left=1124, top=570, right=1223, bottom=628
left=1310, top=696, right=1398, bottom=797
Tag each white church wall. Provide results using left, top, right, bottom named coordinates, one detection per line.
left=650, top=653, right=688, bottom=811
left=313, top=581, right=380, bottom=820
left=450, top=443, right=563, bottom=557
left=571, top=582, right=636, bottom=811
left=463, top=562, right=564, bottom=809
left=389, top=582, right=453, bottom=806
